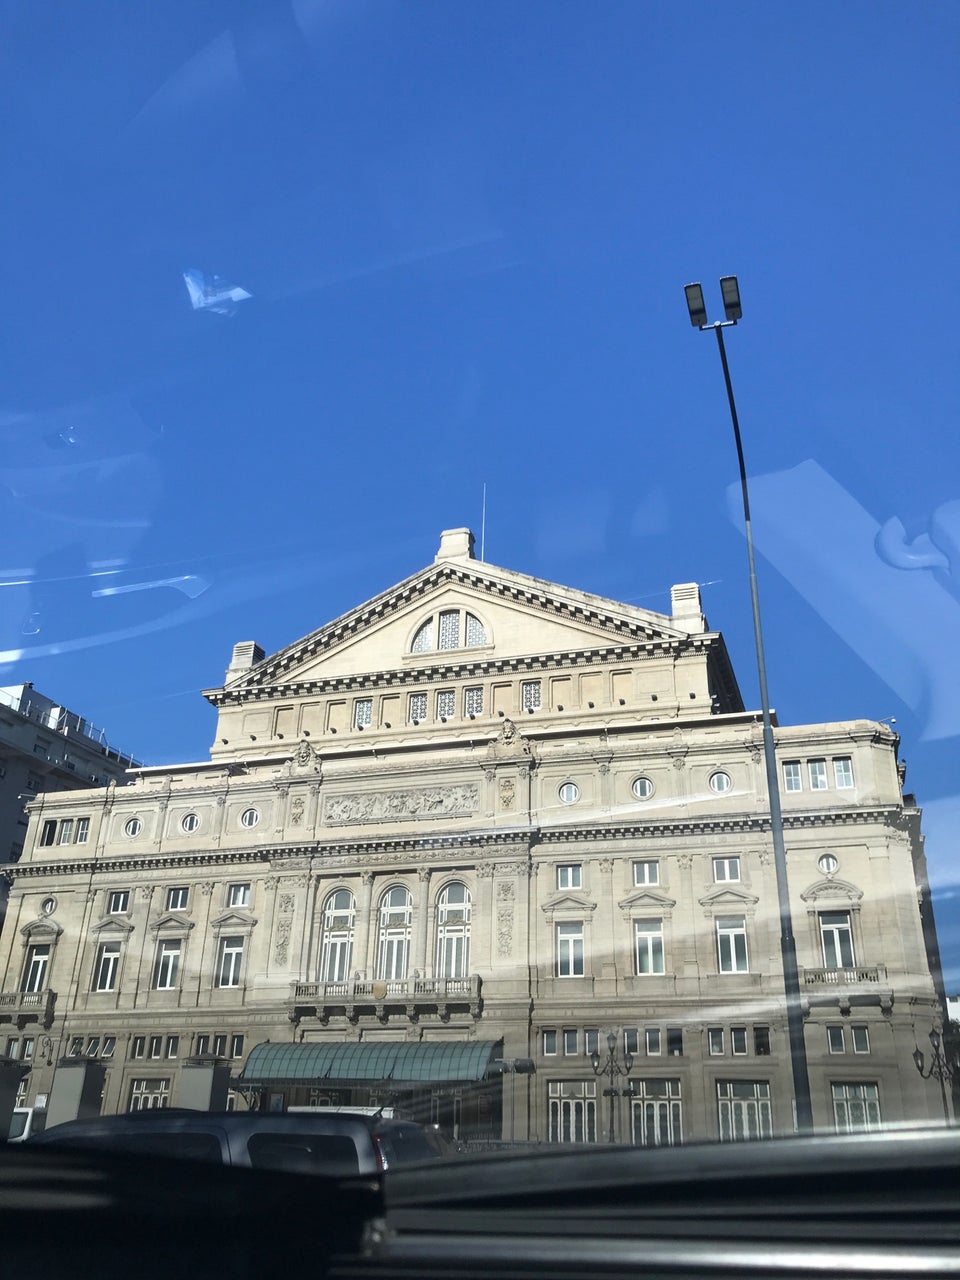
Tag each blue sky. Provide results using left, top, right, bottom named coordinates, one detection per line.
left=1, top=2, right=958, bottom=979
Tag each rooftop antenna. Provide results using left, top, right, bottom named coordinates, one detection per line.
left=480, top=481, right=487, bottom=561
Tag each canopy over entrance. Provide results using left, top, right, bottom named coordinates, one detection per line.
left=239, top=1040, right=502, bottom=1087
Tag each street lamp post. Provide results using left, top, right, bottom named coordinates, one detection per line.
left=591, top=1030, right=633, bottom=1143
left=492, top=1057, right=536, bottom=1141
left=912, top=1027, right=957, bottom=1124
left=684, top=277, right=814, bottom=1135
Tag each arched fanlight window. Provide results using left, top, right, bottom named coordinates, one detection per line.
left=435, top=882, right=472, bottom=979
left=376, top=885, right=412, bottom=981
left=319, top=888, right=355, bottom=984
left=410, top=611, right=488, bottom=654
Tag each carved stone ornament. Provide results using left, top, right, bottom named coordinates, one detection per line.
left=290, top=796, right=305, bottom=827
left=488, top=718, right=532, bottom=760
left=597, top=857, right=614, bottom=872
left=138, top=884, right=155, bottom=902
left=676, top=853, right=693, bottom=870
left=496, top=906, right=514, bottom=956
left=200, top=881, right=215, bottom=896
left=499, top=777, right=516, bottom=810
left=273, top=916, right=292, bottom=965
left=278, top=893, right=296, bottom=913
left=323, top=783, right=479, bottom=826
left=496, top=880, right=516, bottom=902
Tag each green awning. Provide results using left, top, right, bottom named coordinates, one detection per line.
left=239, top=1040, right=502, bottom=1086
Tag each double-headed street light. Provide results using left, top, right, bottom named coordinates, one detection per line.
left=591, top=1030, right=633, bottom=1143
left=913, top=1027, right=957, bottom=1124
left=684, top=277, right=814, bottom=1135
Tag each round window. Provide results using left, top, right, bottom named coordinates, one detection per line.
left=40, top=896, right=56, bottom=915
left=818, top=854, right=839, bottom=875
left=558, top=782, right=580, bottom=805
left=240, top=807, right=260, bottom=829
left=632, top=776, right=654, bottom=800
left=708, top=771, right=732, bottom=795
left=181, top=812, right=200, bottom=833
left=124, top=817, right=142, bottom=837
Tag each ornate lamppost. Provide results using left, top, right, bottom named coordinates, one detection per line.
left=913, top=1026, right=958, bottom=1124
left=590, top=1030, right=633, bottom=1143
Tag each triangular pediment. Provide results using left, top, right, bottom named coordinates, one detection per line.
left=90, top=916, right=135, bottom=938
left=209, top=909, right=258, bottom=931
left=150, top=912, right=196, bottom=936
left=698, top=885, right=760, bottom=909
left=541, top=890, right=597, bottom=915
left=618, top=888, right=677, bottom=913
left=211, top=545, right=703, bottom=698
left=800, top=877, right=863, bottom=905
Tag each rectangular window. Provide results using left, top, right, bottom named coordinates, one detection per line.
left=148, top=1035, right=163, bottom=1059
left=716, top=916, right=749, bottom=973
left=557, top=863, right=582, bottom=890
left=634, top=919, right=665, bottom=975
left=851, top=1025, right=870, bottom=1054
left=584, top=1028, right=599, bottom=1057
left=195, top=1034, right=210, bottom=1056
left=165, top=1036, right=180, bottom=1059
left=832, top=1082, right=881, bottom=1133
left=563, top=1029, right=578, bottom=1056
left=827, top=1025, right=845, bottom=1054
left=631, top=1078, right=682, bottom=1148
left=819, top=911, right=855, bottom=969
left=521, top=680, right=542, bottom=711
left=131, top=1035, right=145, bottom=1059
left=109, top=890, right=129, bottom=914
left=782, top=761, right=802, bottom=792
left=438, top=610, right=460, bottom=650
left=556, top=922, right=584, bottom=977
left=645, top=1027, right=662, bottom=1056
left=40, top=820, right=56, bottom=846
left=718, top=1080, right=772, bottom=1141
left=436, top=689, right=455, bottom=720
left=708, top=1027, right=724, bottom=1056
left=21, top=944, right=50, bottom=993
left=167, top=886, right=189, bottom=911
left=57, top=818, right=75, bottom=845
left=754, top=1026, right=771, bottom=1056
left=213, top=1034, right=227, bottom=1056
left=408, top=692, right=427, bottom=724
left=85, top=1037, right=101, bottom=1057
left=25, top=772, right=41, bottom=792
left=548, top=1080, right=597, bottom=1144
left=75, top=816, right=90, bottom=844
left=542, top=1029, right=558, bottom=1056
left=227, top=883, right=250, bottom=908
left=808, top=759, right=828, bottom=790
left=129, top=1078, right=170, bottom=1111
left=93, top=942, right=121, bottom=992
left=5, top=1037, right=19, bottom=1059
left=217, top=936, right=245, bottom=988
left=624, top=1029, right=640, bottom=1057
left=713, top=857, right=740, bottom=883
left=231, top=1034, right=245, bottom=1059
left=101, top=1036, right=116, bottom=1058
left=152, top=940, right=181, bottom=990
left=666, top=1027, right=683, bottom=1057
left=833, top=756, right=854, bottom=789
left=354, top=698, right=372, bottom=729
left=731, top=1027, right=748, bottom=1055
left=633, top=859, right=660, bottom=886
left=68, top=1036, right=83, bottom=1057
left=464, top=686, right=483, bottom=717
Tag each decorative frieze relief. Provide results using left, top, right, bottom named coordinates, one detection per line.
left=273, top=915, right=292, bottom=965
left=322, top=784, right=479, bottom=826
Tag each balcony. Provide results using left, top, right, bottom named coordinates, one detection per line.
left=799, top=965, right=892, bottom=1012
left=0, top=988, right=56, bottom=1029
left=288, top=974, right=482, bottom=1024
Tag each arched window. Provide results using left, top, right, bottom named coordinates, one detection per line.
left=409, top=611, right=488, bottom=654
left=319, top=888, right=355, bottom=984
left=376, top=886, right=412, bottom=981
left=435, top=882, right=471, bottom=979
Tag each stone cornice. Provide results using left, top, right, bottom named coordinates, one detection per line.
left=205, top=636, right=716, bottom=707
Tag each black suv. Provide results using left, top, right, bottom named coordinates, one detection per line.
left=30, top=1108, right=442, bottom=1175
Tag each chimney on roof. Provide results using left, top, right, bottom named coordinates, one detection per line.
left=225, top=641, right=265, bottom=682
left=435, top=528, right=476, bottom=562
left=670, top=583, right=706, bottom=634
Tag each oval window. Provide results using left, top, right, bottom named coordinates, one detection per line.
left=240, top=808, right=260, bottom=829
left=632, top=776, right=654, bottom=800
left=708, top=771, right=732, bottom=795
left=40, top=896, right=56, bottom=915
left=818, top=854, right=839, bottom=875
left=558, top=782, right=580, bottom=805
left=181, top=812, right=200, bottom=833
left=124, top=817, right=142, bottom=837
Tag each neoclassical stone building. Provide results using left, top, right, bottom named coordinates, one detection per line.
left=0, top=529, right=948, bottom=1141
